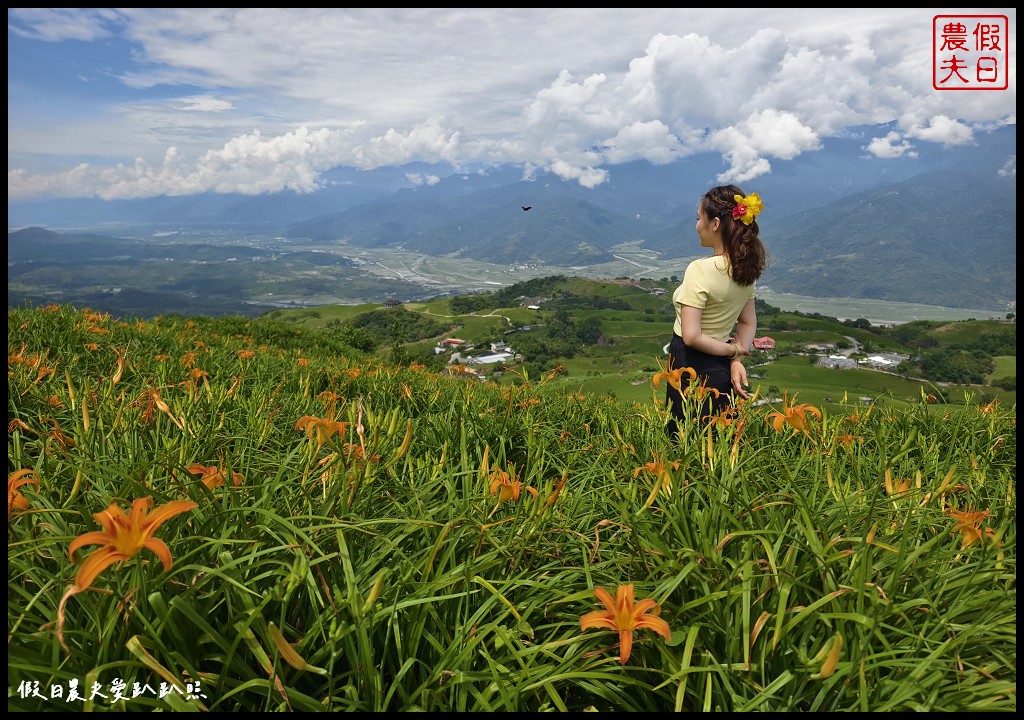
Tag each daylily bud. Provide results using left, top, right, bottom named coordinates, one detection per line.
left=268, top=621, right=327, bottom=675
left=363, top=570, right=385, bottom=614
left=810, top=633, right=843, bottom=679
left=395, top=420, right=412, bottom=460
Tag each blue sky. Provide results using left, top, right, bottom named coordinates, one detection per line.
left=7, top=8, right=1016, bottom=202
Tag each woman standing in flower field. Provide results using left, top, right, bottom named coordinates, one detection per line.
left=664, top=184, right=768, bottom=437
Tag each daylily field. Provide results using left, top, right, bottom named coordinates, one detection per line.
left=7, top=305, right=1016, bottom=712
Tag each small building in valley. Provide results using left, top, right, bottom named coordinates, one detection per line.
left=465, top=352, right=518, bottom=366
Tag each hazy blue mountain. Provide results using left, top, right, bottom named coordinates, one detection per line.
left=759, top=166, right=1016, bottom=309
left=283, top=123, right=1013, bottom=245
left=7, top=123, right=1016, bottom=310
left=6, top=163, right=453, bottom=229
left=405, top=196, right=662, bottom=265
left=7, top=226, right=139, bottom=262
left=7, top=226, right=267, bottom=263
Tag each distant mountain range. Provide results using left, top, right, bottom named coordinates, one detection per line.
left=7, top=122, right=1016, bottom=311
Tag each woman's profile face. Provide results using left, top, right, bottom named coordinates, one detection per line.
left=695, top=205, right=717, bottom=247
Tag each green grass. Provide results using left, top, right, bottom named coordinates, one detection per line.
left=987, top=355, right=1016, bottom=384
left=927, top=319, right=1012, bottom=343
left=7, top=304, right=1017, bottom=712
left=751, top=355, right=932, bottom=406
left=547, top=349, right=1014, bottom=412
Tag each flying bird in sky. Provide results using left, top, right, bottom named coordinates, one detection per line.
left=521, top=206, right=532, bottom=211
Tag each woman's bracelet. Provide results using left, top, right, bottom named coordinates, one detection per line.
left=730, top=341, right=740, bottom=359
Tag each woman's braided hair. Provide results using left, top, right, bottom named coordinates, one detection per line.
left=700, top=184, right=768, bottom=287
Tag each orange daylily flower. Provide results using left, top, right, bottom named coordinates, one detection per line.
left=9, top=419, right=32, bottom=433
left=318, top=391, right=343, bottom=406
left=766, top=393, right=822, bottom=435
left=545, top=471, right=569, bottom=507
left=603, top=444, right=636, bottom=456
left=42, top=418, right=76, bottom=450
left=188, top=463, right=244, bottom=491
left=14, top=350, right=47, bottom=372
left=341, top=442, right=380, bottom=467
left=633, top=457, right=680, bottom=491
left=579, top=583, right=672, bottom=664
left=883, top=469, right=913, bottom=497
left=134, top=388, right=184, bottom=429
left=652, top=363, right=697, bottom=393
left=488, top=465, right=537, bottom=503
left=684, top=380, right=721, bottom=402
left=541, top=364, right=565, bottom=384
left=183, top=368, right=210, bottom=387
left=979, top=399, right=999, bottom=414
left=846, top=405, right=873, bottom=424
left=835, top=434, right=863, bottom=448
left=707, top=404, right=745, bottom=430
left=83, top=310, right=110, bottom=323
left=946, top=507, right=997, bottom=549
left=32, top=364, right=57, bottom=385
left=295, top=416, right=350, bottom=449
left=9, top=469, right=40, bottom=519
left=12, top=417, right=76, bottom=452
left=489, top=470, right=521, bottom=502
left=67, top=496, right=198, bottom=590
left=8, top=344, right=30, bottom=365
left=237, top=349, right=256, bottom=360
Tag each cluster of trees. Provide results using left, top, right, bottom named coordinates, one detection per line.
left=325, top=307, right=450, bottom=354
left=898, top=349, right=994, bottom=386
left=510, top=309, right=603, bottom=376
left=545, top=296, right=632, bottom=312
left=448, top=275, right=570, bottom=314
left=890, top=324, right=1015, bottom=386
left=346, top=307, right=450, bottom=343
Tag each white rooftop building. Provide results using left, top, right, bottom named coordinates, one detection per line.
left=861, top=355, right=897, bottom=367
left=465, top=352, right=517, bottom=366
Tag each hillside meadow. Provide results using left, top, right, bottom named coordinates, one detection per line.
left=7, top=304, right=1016, bottom=712
left=262, top=281, right=1015, bottom=413
left=260, top=276, right=1011, bottom=411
